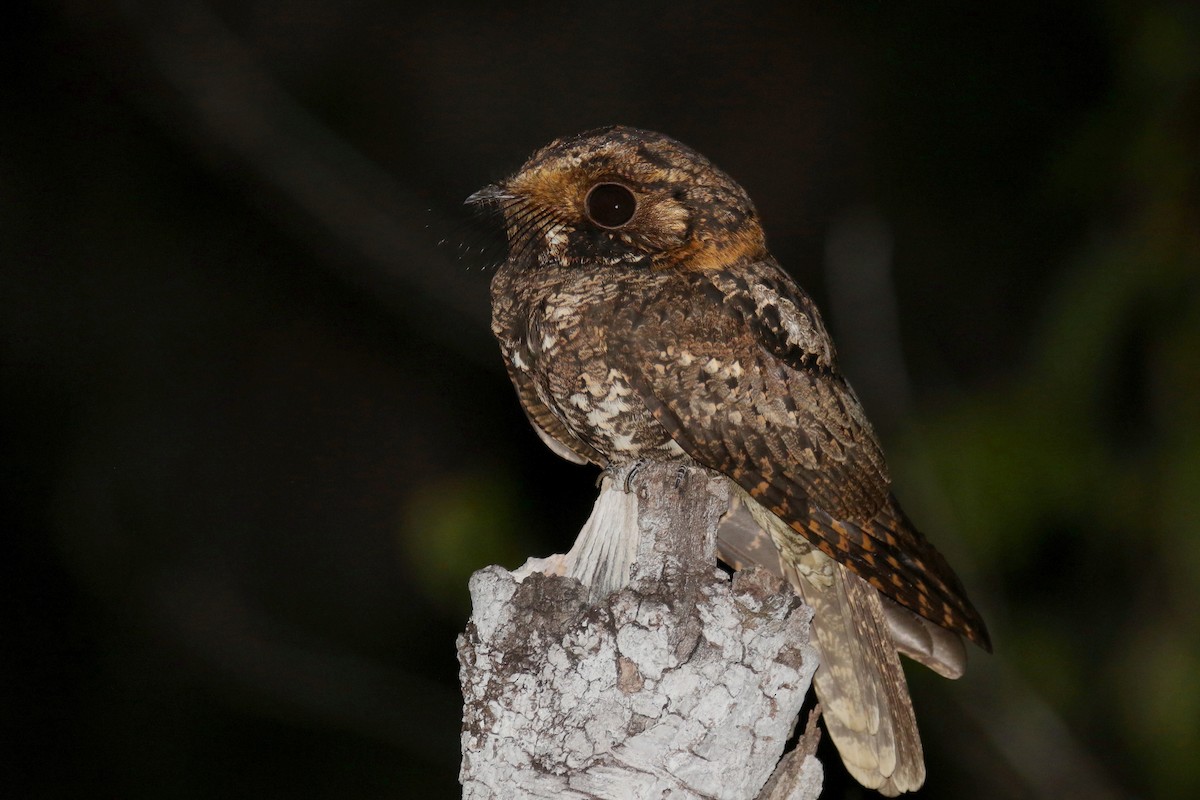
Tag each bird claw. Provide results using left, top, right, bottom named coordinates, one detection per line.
left=623, top=459, right=648, bottom=493
left=597, top=459, right=649, bottom=494
left=674, top=465, right=688, bottom=489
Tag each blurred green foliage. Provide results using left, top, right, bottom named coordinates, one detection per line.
left=400, top=470, right=537, bottom=614
left=901, top=3, right=1200, bottom=795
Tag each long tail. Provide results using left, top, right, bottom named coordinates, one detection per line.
left=718, top=491, right=967, bottom=795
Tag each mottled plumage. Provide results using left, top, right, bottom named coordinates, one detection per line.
left=473, top=126, right=990, bottom=795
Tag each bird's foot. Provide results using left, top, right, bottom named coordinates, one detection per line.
left=596, top=459, right=649, bottom=494
left=674, top=464, right=688, bottom=489
left=623, top=459, right=649, bottom=493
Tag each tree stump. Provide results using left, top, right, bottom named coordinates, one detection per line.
left=458, top=462, right=822, bottom=799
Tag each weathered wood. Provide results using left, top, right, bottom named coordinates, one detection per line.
left=458, top=462, right=821, bottom=799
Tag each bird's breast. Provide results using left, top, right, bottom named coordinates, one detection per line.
left=500, top=267, right=681, bottom=463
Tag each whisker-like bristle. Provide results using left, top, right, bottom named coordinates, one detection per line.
left=434, top=199, right=510, bottom=273
left=507, top=204, right=559, bottom=264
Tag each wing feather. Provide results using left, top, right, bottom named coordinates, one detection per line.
left=617, top=260, right=990, bottom=649
left=716, top=500, right=968, bottom=678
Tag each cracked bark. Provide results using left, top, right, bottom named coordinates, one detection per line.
left=458, top=462, right=823, bottom=799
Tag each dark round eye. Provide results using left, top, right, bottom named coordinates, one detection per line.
left=584, top=183, right=637, bottom=228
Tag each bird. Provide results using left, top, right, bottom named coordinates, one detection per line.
left=470, top=125, right=990, bottom=795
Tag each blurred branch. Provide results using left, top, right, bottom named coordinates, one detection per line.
left=964, top=657, right=1123, bottom=800
left=824, top=204, right=912, bottom=431
left=150, top=562, right=461, bottom=765
left=825, top=199, right=1127, bottom=800
left=905, top=426, right=1127, bottom=800
left=113, top=0, right=494, bottom=363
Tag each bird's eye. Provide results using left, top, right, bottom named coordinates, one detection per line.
left=584, top=183, right=637, bottom=228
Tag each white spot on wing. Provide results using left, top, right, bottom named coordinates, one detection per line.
left=610, top=433, right=636, bottom=451
left=658, top=439, right=685, bottom=456
left=748, top=283, right=833, bottom=366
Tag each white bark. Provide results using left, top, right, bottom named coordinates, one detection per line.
left=458, top=463, right=823, bottom=799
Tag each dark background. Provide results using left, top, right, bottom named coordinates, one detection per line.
left=4, top=1, right=1198, bottom=798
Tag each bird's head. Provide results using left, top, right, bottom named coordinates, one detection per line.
left=467, top=126, right=767, bottom=271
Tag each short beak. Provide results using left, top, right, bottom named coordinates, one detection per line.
left=465, top=183, right=511, bottom=207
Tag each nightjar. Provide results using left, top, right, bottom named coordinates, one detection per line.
left=471, top=126, right=990, bottom=795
